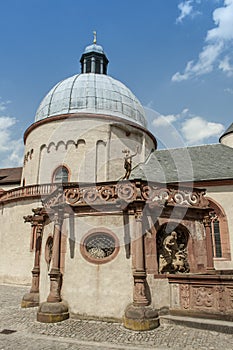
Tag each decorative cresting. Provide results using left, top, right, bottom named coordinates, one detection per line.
left=141, top=185, right=209, bottom=208
left=21, top=208, right=47, bottom=308
left=123, top=203, right=159, bottom=331
left=37, top=207, right=69, bottom=323
left=42, top=181, right=209, bottom=210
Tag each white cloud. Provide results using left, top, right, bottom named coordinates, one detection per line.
left=224, top=87, right=233, bottom=94
left=219, top=55, right=233, bottom=76
left=152, top=114, right=177, bottom=127
left=181, top=116, right=225, bottom=144
left=176, top=0, right=201, bottom=23
left=172, top=0, right=233, bottom=81
left=147, top=106, right=224, bottom=147
left=152, top=108, right=189, bottom=127
left=0, top=99, right=11, bottom=112
left=176, top=1, right=194, bottom=23
left=0, top=110, right=24, bottom=167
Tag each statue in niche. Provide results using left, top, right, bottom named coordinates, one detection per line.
left=158, top=230, right=190, bottom=274
left=122, top=146, right=139, bottom=180
left=45, top=236, right=53, bottom=270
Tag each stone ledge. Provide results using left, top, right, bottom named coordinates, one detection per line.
left=160, top=314, right=233, bottom=334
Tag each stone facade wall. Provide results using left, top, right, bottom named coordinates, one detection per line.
left=206, top=185, right=233, bottom=269
left=22, top=116, right=155, bottom=185
left=39, top=213, right=134, bottom=320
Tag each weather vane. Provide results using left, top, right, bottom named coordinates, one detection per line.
left=93, top=31, right=97, bottom=44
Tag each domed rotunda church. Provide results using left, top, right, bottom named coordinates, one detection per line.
left=1, top=37, right=233, bottom=330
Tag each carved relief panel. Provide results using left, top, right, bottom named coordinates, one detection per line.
left=157, top=225, right=190, bottom=274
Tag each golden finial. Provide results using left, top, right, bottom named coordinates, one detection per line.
left=93, top=31, right=97, bottom=44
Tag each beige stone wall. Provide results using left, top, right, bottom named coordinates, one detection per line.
left=147, top=275, right=170, bottom=310
left=0, top=198, right=41, bottom=285
left=22, top=116, right=155, bottom=185
left=220, top=134, right=233, bottom=148
left=206, top=185, right=233, bottom=269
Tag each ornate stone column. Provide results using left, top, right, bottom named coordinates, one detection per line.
left=21, top=211, right=44, bottom=308
left=204, top=215, right=215, bottom=271
left=37, top=208, right=69, bottom=323
left=123, top=203, right=159, bottom=331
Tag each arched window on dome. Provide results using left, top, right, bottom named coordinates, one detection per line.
left=52, top=166, right=69, bottom=184
left=207, top=198, right=231, bottom=260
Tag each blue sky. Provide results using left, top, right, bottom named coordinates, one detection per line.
left=0, top=0, right=233, bottom=166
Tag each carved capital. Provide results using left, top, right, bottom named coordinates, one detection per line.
left=54, top=210, right=64, bottom=227
left=36, top=223, right=43, bottom=236
left=203, top=215, right=211, bottom=227
left=135, top=209, right=143, bottom=222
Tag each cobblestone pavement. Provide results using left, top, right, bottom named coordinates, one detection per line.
left=1, top=284, right=233, bottom=350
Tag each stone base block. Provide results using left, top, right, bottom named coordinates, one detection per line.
left=123, top=304, right=159, bottom=331
left=21, top=292, right=39, bottom=308
left=37, top=301, right=69, bottom=323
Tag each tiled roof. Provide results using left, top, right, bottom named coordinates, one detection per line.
left=0, top=167, right=22, bottom=185
left=131, top=144, right=233, bottom=183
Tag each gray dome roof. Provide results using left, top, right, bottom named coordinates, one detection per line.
left=84, top=43, right=104, bottom=54
left=35, top=73, right=147, bottom=128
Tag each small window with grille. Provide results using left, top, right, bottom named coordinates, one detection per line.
left=80, top=229, right=119, bottom=264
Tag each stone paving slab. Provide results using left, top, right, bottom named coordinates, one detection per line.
left=1, top=284, right=233, bottom=350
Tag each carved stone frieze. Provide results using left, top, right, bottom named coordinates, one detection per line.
left=180, top=284, right=190, bottom=309
left=192, top=286, right=215, bottom=309
left=216, top=286, right=225, bottom=312
left=226, top=287, right=233, bottom=311
left=63, top=182, right=137, bottom=207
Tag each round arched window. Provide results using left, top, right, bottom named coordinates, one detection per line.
left=80, top=229, right=119, bottom=264
left=52, top=166, right=69, bottom=183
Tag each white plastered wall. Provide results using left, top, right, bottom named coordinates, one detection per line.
left=0, top=198, right=41, bottom=285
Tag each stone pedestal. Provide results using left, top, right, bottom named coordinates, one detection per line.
left=37, top=301, right=69, bottom=323
left=21, top=292, right=39, bottom=308
left=123, top=304, right=159, bottom=331
left=37, top=209, right=69, bottom=323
